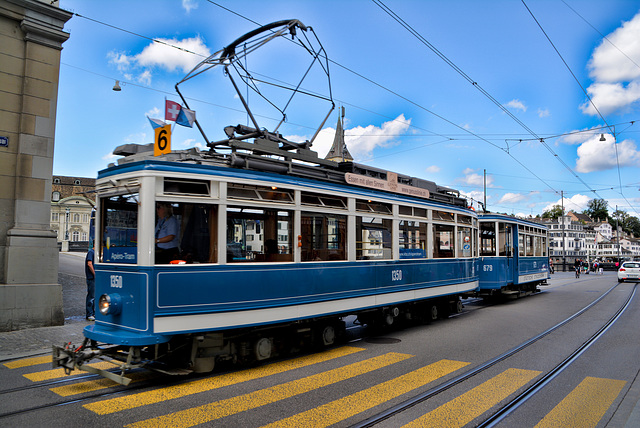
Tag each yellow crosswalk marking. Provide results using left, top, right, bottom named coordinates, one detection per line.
left=51, top=371, right=156, bottom=397
left=4, top=355, right=51, bottom=369
left=85, top=346, right=365, bottom=415
left=264, top=359, right=470, bottom=428
left=125, top=352, right=413, bottom=428
left=403, top=368, right=541, bottom=428
left=23, top=361, right=117, bottom=382
left=535, top=377, right=626, bottom=428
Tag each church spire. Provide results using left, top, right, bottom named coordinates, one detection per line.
left=325, top=107, right=353, bottom=162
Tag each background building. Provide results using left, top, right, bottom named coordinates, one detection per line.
left=0, top=0, right=72, bottom=331
left=50, top=175, right=95, bottom=250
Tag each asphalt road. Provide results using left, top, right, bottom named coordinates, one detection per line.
left=59, top=252, right=88, bottom=322
left=2, top=269, right=638, bottom=427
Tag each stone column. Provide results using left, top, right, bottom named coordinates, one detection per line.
left=0, top=0, right=72, bottom=331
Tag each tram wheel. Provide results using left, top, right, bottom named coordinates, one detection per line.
left=453, top=299, right=463, bottom=314
left=429, top=304, right=438, bottom=321
left=254, top=337, right=272, bottom=361
left=320, top=325, right=336, bottom=346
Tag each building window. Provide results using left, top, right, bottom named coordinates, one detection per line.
left=72, top=231, right=79, bottom=241
left=82, top=232, right=87, bottom=241
left=53, top=178, right=61, bottom=184
left=73, top=213, right=80, bottom=223
left=51, top=212, right=59, bottom=222
left=52, top=191, right=60, bottom=202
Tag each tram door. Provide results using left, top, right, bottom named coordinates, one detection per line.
left=499, top=223, right=514, bottom=284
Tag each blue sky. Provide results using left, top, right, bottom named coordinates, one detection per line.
left=54, top=0, right=640, bottom=218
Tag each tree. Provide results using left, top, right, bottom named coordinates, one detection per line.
left=626, top=216, right=640, bottom=238
left=542, top=205, right=564, bottom=219
left=583, top=199, right=608, bottom=222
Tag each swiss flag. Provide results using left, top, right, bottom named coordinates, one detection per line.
left=165, top=100, right=182, bottom=121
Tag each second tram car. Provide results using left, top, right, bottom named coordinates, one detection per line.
left=478, top=214, right=550, bottom=297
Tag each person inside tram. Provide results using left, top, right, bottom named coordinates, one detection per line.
left=155, top=203, right=180, bottom=264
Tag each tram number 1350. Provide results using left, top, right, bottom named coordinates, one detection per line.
left=391, top=269, right=403, bottom=281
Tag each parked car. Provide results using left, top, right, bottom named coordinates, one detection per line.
left=617, top=262, right=640, bottom=282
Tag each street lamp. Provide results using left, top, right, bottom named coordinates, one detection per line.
left=65, top=208, right=70, bottom=241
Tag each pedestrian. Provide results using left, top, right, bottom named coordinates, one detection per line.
left=85, top=245, right=95, bottom=321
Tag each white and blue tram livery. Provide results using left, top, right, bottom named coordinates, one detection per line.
left=53, top=18, right=482, bottom=385
left=477, top=214, right=550, bottom=297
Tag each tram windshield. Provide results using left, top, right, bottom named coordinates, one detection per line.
left=100, top=194, right=138, bottom=264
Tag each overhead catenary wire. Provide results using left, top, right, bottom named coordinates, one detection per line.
left=68, top=4, right=637, bottom=217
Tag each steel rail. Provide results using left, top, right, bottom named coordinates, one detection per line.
left=351, top=281, right=626, bottom=428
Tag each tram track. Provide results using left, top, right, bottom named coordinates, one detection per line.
left=352, top=281, right=633, bottom=428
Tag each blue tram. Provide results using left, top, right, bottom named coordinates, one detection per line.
left=477, top=214, right=550, bottom=297
left=52, top=150, right=479, bottom=383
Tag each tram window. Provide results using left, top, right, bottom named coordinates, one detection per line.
left=164, top=178, right=210, bottom=196
left=399, top=221, right=427, bottom=259
left=534, top=236, right=542, bottom=256
left=399, top=205, right=412, bottom=216
left=226, top=207, right=292, bottom=262
left=101, top=194, right=138, bottom=264
left=356, top=216, right=392, bottom=260
left=458, top=215, right=472, bottom=225
left=542, top=237, right=548, bottom=256
left=301, top=192, right=347, bottom=209
left=498, top=223, right=511, bottom=257
left=457, top=226, right=473, bottom=258
left=227, top=184, right=294, bottom=203
left=433, top=210, right=454, bottom=222
left=154, top=202, right=217, bottom=264
left=433, top=224, right=455, bottom=258
left=356, top=200, right=392, bottom=214
left=480, top=223, right=496, bottom=257
left=301, top=212, right=346, bottom=261
left=519, top=234, right=525, bottom=256
left=526, top=235, right=534, bottom=256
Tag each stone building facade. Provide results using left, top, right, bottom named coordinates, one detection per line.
left=50, top=176, right=95, bottom=247
left=0, top=0, right=72, bottom=331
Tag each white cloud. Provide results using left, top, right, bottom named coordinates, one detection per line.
left=108, top=36, right=211, bottom=84
left=425, top=165, right=440, bottom=174
left=145, top=107, right=160, bottom=118
left=537, top=108, right=550, bottom=118
left=497, top=192, right=526, bottom=204
left=291, top=114, right=412, bottom=161
left=458, top=168, right=493, bottom=187
left=505, top=99, right=527, bottom=112
left=575, top=133, right=640, bottom=173
left=542, top=194, right=591, bottom=213
left=182, top=0, right=198, bottom=13
left=582, top=12, right=640, bottom=115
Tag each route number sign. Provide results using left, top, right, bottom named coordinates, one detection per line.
left=154, top=124, right=171, bottom=156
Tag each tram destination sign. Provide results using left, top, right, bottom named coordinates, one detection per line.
left=345, top=172, right=430, bottom=199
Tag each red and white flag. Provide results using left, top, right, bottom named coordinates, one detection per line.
left=165, top=100, right=182, bottom=121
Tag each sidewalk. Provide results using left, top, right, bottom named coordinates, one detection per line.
left=0, top=251, right=91, bottom=361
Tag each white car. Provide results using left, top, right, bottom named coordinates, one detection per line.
left=617, top=262, right=640, bottom=282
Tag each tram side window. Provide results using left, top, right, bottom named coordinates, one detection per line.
left=542, top=236, right=548, bottom=256
left=525, top=235, right=534, bottom=256
left=433, top=224, right=455, bottom=258
left=101, top=194, right=138, bottom=264
left=534, top=236, right=542, bottom=256
left=301, top=212, right=346, bottom=261
left=457, top=226, right=473, bottom=258
left=480, top=222, right=496, bottom=257
left=155, top=202, right=217, bottom=264
left=227, top=207, right=292, bottom=262
left=399, top=221, right=427, bottom=259
left=356, top=216, right=392, bottom=260
left=519, top=234, right=525, bottom=256
left=498, top=223, right=511, bottom=257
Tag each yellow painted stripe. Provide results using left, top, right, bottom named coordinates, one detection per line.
left=85, top=346, right=364, bottom=415
left=535, top=377, right=626, bottom=428
left=51, top=371, right=156, bottom=397
left=265, top=359, right=470, bottom=428
left=4, top=355, right=51, bottom=369
left=125, top=352, right=413, bottom=428
left=23, top=361, right=117, bottom=382
left=403, top=368, right=541, bottom=428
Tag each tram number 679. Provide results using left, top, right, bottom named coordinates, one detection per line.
left=391, top=269, right=403, bottom=281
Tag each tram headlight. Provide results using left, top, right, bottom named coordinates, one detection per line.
left=98, top=293, right=123, bottom=316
